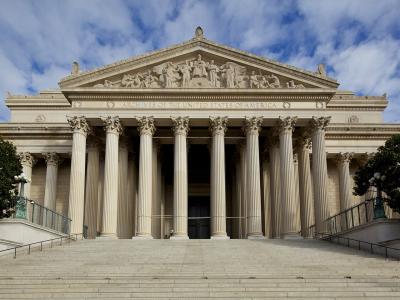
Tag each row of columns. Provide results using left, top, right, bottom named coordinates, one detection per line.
left=21, top=115, right=356, bottom=239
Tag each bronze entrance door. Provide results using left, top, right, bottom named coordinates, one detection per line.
left=188, top=196, right=210, bottom=239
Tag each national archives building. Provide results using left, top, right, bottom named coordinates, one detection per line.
left=1, top=28, right=399, bottom=240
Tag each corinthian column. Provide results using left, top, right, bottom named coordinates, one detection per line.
left=336, top=152, right=353, bottom=211
left=84, top=141, right=100, bottom=239
left=67, top=116, right=90, bottom=235
left=296, top=137, right=314, bottom=238
left=43, top=153, right=61, bottom=211
left=171, top=117, right=190, bottom=239
left=117, top=140, right=129, bottom=238
left=277, top=116, right=300, bottom=239
left=135, top=116, right=156, bottom=239
left=19, top=152, right=36, bottom=199
left=210, top=116, right=229, bottom=239
left=244, top=116, right=264, bottom=239
left=310, top=116, right=331, bottom=233
left=268, top=135, right=281, bottom=238
left=100, top=116, right=123, bottom=238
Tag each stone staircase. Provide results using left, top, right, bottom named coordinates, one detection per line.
left=1, top=239, right=400, bottom=299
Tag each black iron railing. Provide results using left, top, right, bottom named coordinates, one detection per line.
left=0, top=233, right=84, bottom=259
left=316, top=232, right=400, bottom=260
left=12, top=198, right=71, bottom=234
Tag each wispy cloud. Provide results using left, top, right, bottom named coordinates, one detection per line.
left=0, top=0, right=399, bottom=121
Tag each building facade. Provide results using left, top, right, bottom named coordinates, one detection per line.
left=2, top=28, right=400, bottom=239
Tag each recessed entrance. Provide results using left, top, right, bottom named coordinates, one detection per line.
left=188, top=196, right=210, bottom=239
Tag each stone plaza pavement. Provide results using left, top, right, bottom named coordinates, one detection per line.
left=0, top=239, right=400, bottom=299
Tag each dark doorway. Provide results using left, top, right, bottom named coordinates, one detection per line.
left=188, top=196, right=210, bottom=239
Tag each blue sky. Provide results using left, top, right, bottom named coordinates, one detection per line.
left=0, top=0, right=399, bottom=122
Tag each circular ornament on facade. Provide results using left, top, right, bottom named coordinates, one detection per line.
left=107, top=101, right=115, bottom=108
left=74, top=101, right=82, bottom=108
left=283, top=102, right=291, bottom=109
left=316, top=101, right=324, bottom=109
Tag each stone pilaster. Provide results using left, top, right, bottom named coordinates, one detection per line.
left=171, top=117, right=190, bottom=239
left=277, top=116, right=300, bottom=239
left=268, top=135, right=281, bottom=238
left=244, top=116, right=264, bottom=239
left=67, top=116, right=90, bottom=235
left=310, top=116, right=331, bottom=233
left=100, top=116, right=123, bottom=238
left=135, top=116, right=156, bottom=239
left=336, top=152, right=354, bottom=211
left=210, top=116, right=229, bottom=239
left=19, top=152, right=36, bottom=199
left=84, top=141, right=100, bottom=239
left=117, top=140, right=129, bottom=238
left=296, top=137, right=314, bottom=238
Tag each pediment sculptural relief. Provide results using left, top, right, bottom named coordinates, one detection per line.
left=93, top=54, right=306, bottom=89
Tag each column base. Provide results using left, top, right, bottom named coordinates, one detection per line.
left=132, top=234, right=153, bottom=240
left=247, top=234, right=265, bottom=240
left=170, top=235, right=189, bottom=240
left=281, top=233, right=303, bottom=240
left=97, top=233, right=118, bottom=240
left=211, top=235, right=230, bottom=240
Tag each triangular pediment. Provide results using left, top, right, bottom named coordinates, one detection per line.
left=59, top=36, right=339, bottom=90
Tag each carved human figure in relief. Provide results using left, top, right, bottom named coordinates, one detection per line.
left=163, top=62, right=180, bottom=88
left=249, top=71, right=261, bottom=88
left=191, top=54, right=208, bottom=78
left=179, top=60, right=192, bottom=87
left=286, top=80, right=304, bottom=89
left=143, top=70, right=158, bottom=88
left=207, top=60, right=220, bottom=87
left=266, top=74, right=281, bottom=88
left=223, top=64, right=236, bottom=88
left=122, top=73, right=143, bottom=88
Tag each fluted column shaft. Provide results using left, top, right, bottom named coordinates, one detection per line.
left=336, top=153, right=353, bottom=211
left=310, top=116, right=331, bottom=233
left=269, top=142, right=281, bottom=238
left=244, top=117, right=264, bottom=238
left=84, top=143, right=99, bottom=239
left=126, top=156, right=137, bottom=238
left=239, top=143, right=247, bottom=237
left=262, top=158, right=272, bottom=238
left=135, top=116, right=156, bottom=238
left=297, top=140, right=314, bottom=238
left=19, top=153, right=36, bottom=199
left=278, top=116, right=300, bottom=238
left=43, top=153, right=60, bottom=211
left=210, top=117, right=229, bottom=239
left=171, top=117, right=189, bottom=239
left=117, top=141, right=129, bottom=238
left=101, top=116, right=123, bottom=238
left=293, top=153, right=301, bottom=231
left=67, top=116, right=90, bottom=235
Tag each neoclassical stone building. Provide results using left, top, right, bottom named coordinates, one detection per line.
left=1, top=28, right=399, bottom=239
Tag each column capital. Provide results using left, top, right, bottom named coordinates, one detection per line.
left=209, top=116, right=228, bottom=135
left=101, top=116, right=123, bottom=135
left=19, top=152, right=36, bottom=168
left=171, top=116, right=190, bottom=136
left=277, top=116, right=297, bottom=134
left=335, top=152, right=354, bottom=165
left=43, top=152, right=62, bottom=166
left=309, top=116, right=331, bottom=131
left=136, top=116, right=156, bottom=136
left=67, top=116, right=91, bottom=135
left=294, top=136, right=311, bottom=152
left=243, top=116, right=263, bottom=135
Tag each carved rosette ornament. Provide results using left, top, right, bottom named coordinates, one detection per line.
left=136, top=116, right=156, bottom=136
left=101, top=116, right=123, bottom=135
left=171, top=116, right=190, bottom=136
left=67, top=116, right=90, bottom=136
left=335, top=152, right=353, bottom=165
left=209, top=116, right=228, bottom=135
left=309, top=116, right=331, bottom=132
left=19, top=152, right=36, bottom=168
left=277, top=116, right=298, bottom=134
left=243, top=116, right=263, bottom=135
left=43, top=152, right=62, bottom=166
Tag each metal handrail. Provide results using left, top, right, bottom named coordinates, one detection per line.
left=0, top=233, right=84, bottom=259
left=316, top=232, right=400, bottom=260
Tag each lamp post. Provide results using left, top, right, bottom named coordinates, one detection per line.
left=14, top=173, right=31, bottom=219
left=369, top=172, right=386, bottom=219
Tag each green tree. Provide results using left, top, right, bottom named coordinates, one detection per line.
left=354, top=134, right=400, bottom=212
left=0, top=138, right=22, bottom=218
